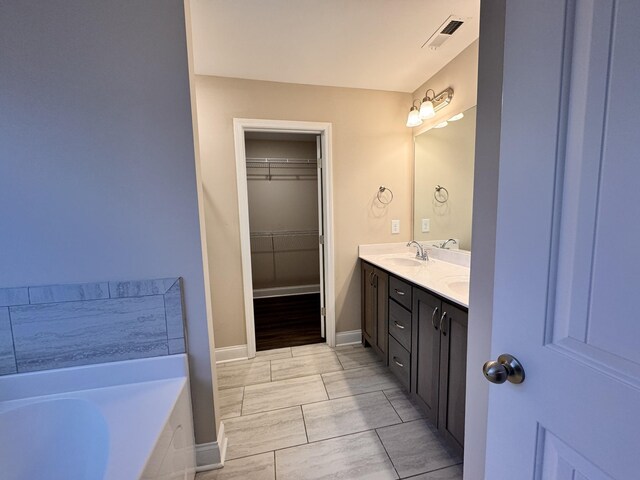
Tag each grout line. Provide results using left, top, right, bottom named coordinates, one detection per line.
left=300, top=405, right=309, bottom=444
left=273, top=450, right=277, bottom=480
left=374, top=428, right=401, bottom=479
left=382, top=389, right=405, bottom=423
left=6, top=307, right=18, bottom=373
left=237, top=388, right=391, bottom=417
left=401, top=462, right=464, bottom=479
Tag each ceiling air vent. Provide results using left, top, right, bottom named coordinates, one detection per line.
left=422, top=15, right=465, bottom=50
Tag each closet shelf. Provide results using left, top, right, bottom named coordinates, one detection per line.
left=246, top=157, right=318, bottom=180
left=250, top=230, right=319, bottom=253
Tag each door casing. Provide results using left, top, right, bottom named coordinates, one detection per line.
left=233, top=118, right=335, bottom=357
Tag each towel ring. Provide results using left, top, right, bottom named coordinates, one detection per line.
left=434, top=185, right=449, bottom=203
left=377, top=186, right=394, bottom=205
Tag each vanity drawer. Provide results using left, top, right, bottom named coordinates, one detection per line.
left=389, top=299, right=412, bottom=351
left=389, top=276, right=412, bottom=310
left=388, top=336, right=411, bottom=389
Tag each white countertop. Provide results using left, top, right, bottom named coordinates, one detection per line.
left=359, top=243, right=470, bottom=308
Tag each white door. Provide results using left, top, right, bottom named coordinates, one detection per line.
left=485, top=1, right=640, bottom=478
left=316, top=134, right=326, bottom=339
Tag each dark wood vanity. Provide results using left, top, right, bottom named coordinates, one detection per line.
left=361, top=260, right=468, bottom=456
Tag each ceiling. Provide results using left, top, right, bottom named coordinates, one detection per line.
left=189, top=0, right=480, bottom=93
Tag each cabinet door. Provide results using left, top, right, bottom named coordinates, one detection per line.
left=361, top=262, right=376, bottom=347
left=374, top=267, right=388, bottom=361
left=437, top=302, right=468, bottom=455
left=411, top=287, right=441, bottom=424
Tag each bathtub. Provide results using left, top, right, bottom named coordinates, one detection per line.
left=0, top=354, right=196, bottom=480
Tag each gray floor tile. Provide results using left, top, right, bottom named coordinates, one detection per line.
left=377, top=420, right=461, bottom=478
left=321, top=364, right=400, bottom=398
left=291, top=343, right=333, bottom=357
left=217, top=361, right=271, bottom=389
left=302, top=391, right=402, bottom=442
left=255, top=347, right=292, bottom=360
left=275, top=430, right=398, bottom=480
left=271, top=352, right=342, bottom=381
left=223, top=406, right=307, bottom=460
left=196, top=452, right=275, bottom=480
left=242, top=374, right=328, bottom=415
left=218, top=387, right=243, bottom=419
left=384, top=388, right=426, bottom=422
left=336, top=346, right=383, bottom=369
left=403, top=464, right=463, bottom=479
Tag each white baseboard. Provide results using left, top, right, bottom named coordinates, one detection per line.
left=215, top=331, right=360, bottom=363
left=195, top=422, right=227, bottom=472
left=336, top=329, right=362, bottom=346
left=253, top=284, right=320, bottom=298
left=215, top=345, right=249, bottom=364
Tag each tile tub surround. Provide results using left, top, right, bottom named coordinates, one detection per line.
left=359, top=243, right=471, bottom=307
left=204, top=345, right=462, bottom=480
left=0, top=278, right=187, bottom=374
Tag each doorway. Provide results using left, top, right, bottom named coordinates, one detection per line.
left=233, top=119, right=335, bottom=358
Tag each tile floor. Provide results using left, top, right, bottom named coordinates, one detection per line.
left=199, top=344, right=463, bottom=480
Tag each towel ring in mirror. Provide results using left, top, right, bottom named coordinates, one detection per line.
left=434, top=185, right=449, bottom=203
left=377, top=186, right=394, bottom=205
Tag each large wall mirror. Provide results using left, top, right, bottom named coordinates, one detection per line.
left=413, top=105, right=476, bottom=251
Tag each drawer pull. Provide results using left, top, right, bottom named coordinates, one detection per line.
left=393, top=321, right=405, bottom=330
left=431, top=306, right=439, bottom=330
left=439, top=311, right=448, bottom=336
left=394, top=289, right=406, bottom=296
left=392, top=357, right=405, bottom=368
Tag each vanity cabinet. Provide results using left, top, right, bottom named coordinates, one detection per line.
left=361, top=262, right=389, bottom=363
left=360, top=259, right=468, bottom=456
left=412, top=288, right=467, bottom=455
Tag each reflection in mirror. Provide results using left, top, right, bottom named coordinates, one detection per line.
left=413, top=106, right=476, bottom=250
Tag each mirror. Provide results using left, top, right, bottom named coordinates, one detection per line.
left=413, top=105, right=476, bottom=251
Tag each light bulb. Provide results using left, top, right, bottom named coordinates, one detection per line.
left=448, top=112, right=464, bottom=122
left=434, top=121, right=448, bottom=129
left=406, top=106, right=423, bottom=127
left=419, top=99, right=435, bottom=119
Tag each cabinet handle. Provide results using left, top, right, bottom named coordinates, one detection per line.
left=431, top=306, right=439, bottom=330
left=369, top=271, right=375, bottom=286
left=394, top=289, right=406, bottom=296
left=439, top=311, right=447, bottom=336
left=393, top=321, right=405, bottom=330
left=392, top=357, right=404, bottom=368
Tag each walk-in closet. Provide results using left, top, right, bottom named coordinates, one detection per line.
left=244, top=132, right=324, bottom=350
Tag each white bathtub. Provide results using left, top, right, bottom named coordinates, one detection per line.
left=0, top=354, right=196, bottom=480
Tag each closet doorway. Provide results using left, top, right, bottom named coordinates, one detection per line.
left=233, top=119, right=335, bottom=358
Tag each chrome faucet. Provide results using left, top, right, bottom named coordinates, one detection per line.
left=407, top=240, right=429, bottom=261
left=439, top=238, right=458, bottom=249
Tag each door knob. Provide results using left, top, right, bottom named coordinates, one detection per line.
left=482, top=354, right=525, bottom=384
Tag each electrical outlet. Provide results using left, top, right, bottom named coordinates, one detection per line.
left=421, top=218, right=430, bottom=233
left=391, top=219, right=400, bottom=234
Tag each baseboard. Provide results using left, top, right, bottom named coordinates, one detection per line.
left=253, top=284, right=320, bottom=298
left=335, top=329, right=362, bottom=346
left=215, top=345, right=248, bottom=364
left=195, top=422, right=227, bottom=472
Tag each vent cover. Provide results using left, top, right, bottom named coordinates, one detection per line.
left=422, top=15, right=465, bottom=50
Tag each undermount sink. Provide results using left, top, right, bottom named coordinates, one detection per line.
left=441, top=276, right=470, bottom=296
left=383, top=256, right=424, bottom=267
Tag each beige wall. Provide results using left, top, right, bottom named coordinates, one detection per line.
left=412, top=41, right=479, bottom=135
left=414, top=106, right=477, bottom=250
left=195, top=76, right=413, bottom=348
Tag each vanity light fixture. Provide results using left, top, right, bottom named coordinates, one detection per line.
left=406, top=87, right=454, bottom=128
left=419, top=89, right=436, bottom=119
left=406, top=99, right=423, bottom=127
left=434, top=121, right=448, bottom=129
left=448, top=112, right=464, bottom=122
